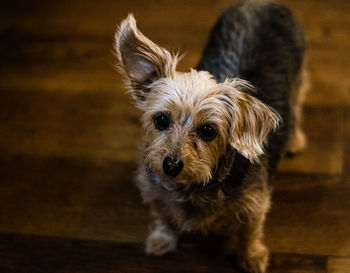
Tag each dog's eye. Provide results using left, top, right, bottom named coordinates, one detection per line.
left=153, top=113, right=170, bottom=130
left=198, top=124, right=217, bottom=141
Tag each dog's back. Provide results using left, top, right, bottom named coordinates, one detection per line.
left=197, top=0, right=306, bottom=173
left=197, top=1, right=305, bottom=86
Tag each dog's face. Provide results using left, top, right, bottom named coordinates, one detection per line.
left=115, top=15, right=280, bottom=185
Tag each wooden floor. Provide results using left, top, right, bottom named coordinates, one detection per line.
left=0, top=0, right=349, bottom=272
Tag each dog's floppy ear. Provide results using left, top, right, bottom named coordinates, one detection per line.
left=114, top=14, right=179, bottom=109
left=222, top=79, right=281, bottom=162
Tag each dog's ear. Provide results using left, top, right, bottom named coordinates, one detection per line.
left=222, top=79, right=280, bottom=162
left=114, top=14, right=179, bottom=109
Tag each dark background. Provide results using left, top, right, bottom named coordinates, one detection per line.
left=0, top=0, right=349, bottom=272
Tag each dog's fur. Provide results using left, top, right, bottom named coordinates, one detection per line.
left=114, top=1, right=307, bottom=272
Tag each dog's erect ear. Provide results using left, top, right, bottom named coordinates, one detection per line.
left=114, top=14, right=179, bottom=109
left=222, top=79, right=280, bottom=162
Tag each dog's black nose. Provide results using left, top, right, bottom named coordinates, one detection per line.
left=163, top=156, right=184, bottom=177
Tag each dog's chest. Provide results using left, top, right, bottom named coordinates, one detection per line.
left=164, top=192, right=236, bottom=233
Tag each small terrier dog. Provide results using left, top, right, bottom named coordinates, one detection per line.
left=115, top=1, right=308, bottom=272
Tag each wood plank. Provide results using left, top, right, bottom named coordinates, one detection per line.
left=278, top=107, right=343, bottom=175
left=328, top=257, right=350, bottom=273
left=266, top=172, right=350, bottom=256
left=0, top=88, right=141, bottom=162
left=0, top=232, right=327, bottom=273
left=0, top=155, right=149, bottom=243
left=269, top=253, right=327, bottom=273
left=1, top=0, right=349, bottom=106
left=342, top=108, right=350, bottom=182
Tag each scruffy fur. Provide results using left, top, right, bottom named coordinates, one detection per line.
left=114, top=1, right=307, bottom=272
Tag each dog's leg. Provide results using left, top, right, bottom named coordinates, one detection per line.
left=232, top=188, right=271, bottom=273
left=236, top=212, right=269, bottom=273
left=286, top=66, right=310, bottom=155
left=145, top=208, right=178, bottom=256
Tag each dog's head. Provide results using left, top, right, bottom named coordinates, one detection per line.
left=115, top=14, right=280, bottom=185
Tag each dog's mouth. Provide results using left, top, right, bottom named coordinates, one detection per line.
left=147, top=166, right=231, bottom=197
left=148, top=170, right=207, bottom=193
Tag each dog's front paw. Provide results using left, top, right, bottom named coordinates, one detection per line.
left=238, top=245, right=269, bottom=273
left=145, top=226, right=177, bottom=256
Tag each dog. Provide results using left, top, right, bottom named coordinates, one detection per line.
left=114, top=1, right=308, bottom=272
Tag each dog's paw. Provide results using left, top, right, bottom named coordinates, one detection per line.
left=286, top=128, right=307, bottom=156
left=145, top=226, right=177, bottom=256
left=237, top=245, right=269, bottom=273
